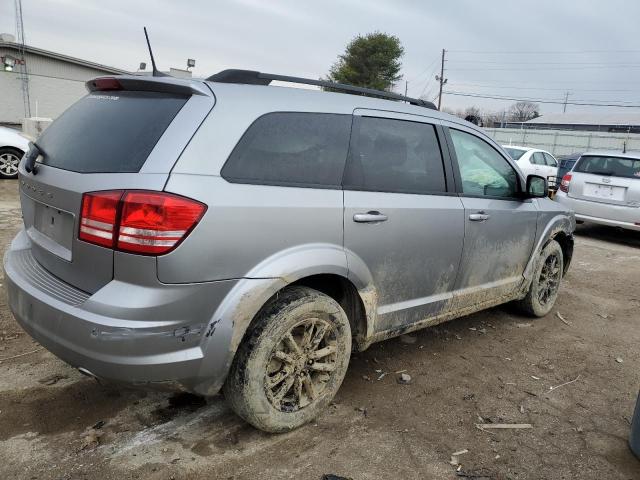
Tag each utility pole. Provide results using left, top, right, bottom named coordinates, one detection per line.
left=435, top=48, right=447, bottom=110
left=14, top=0, right=31, bottom=119
left=562, top=91, right=570, bottom=113
left=404, top=80, right=408, bottom=103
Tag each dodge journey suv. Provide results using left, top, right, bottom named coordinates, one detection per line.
left=4, top=70, right=575, bottom=432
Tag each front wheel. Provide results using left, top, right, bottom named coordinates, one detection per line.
left=223, top=286, right=352, bottom=433
left=517, top=239, right=564, bottom=317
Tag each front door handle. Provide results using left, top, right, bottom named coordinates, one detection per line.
left=469, top=211, right=490, bottom=222
left=353, top=211, right=388, bottom=223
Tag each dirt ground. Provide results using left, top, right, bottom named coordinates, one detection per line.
left=1, top=178, right=639, bottom=480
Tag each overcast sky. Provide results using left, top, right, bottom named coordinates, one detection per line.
left=2, top=0, right=639, bottom=115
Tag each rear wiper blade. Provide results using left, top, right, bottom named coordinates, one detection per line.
left=24, top=142, right=42, bottom=175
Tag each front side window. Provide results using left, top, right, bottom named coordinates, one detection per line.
left=343, top=116, right=446, bottom=194
left=449, top=129, right=519, bottom=198
left=221, top=112, right=352, bottom=188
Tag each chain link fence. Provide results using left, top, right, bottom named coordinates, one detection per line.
left=483, top=127, right=640, bottom=156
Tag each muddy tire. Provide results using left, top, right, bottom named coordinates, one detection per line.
left=223, top=286, right=352, bottom=433
left=517, top=239, right=564, bottom=317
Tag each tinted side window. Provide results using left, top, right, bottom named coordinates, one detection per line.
left=449, top=129, right=519, bottom=198
left=221, top=112, right=352, bottom=188
left=343, top=117, right=446, bottom=194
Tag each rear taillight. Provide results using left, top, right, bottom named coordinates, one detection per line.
left=79, top=190, right=206, bottom=255
left=79, top=191, right=122, bottom=247
left=560, top=174, right=572, bottom=193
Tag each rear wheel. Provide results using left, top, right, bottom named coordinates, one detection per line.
left=0, top=147, right=23, bottom=179
left=517, top=239, right=564, bottom=317
left=223, top=286, right=352, bottom=433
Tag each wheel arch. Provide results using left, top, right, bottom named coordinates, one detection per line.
left=194, top=245, right=378, bottom=396
left=521, top=213, right=574, bottom=293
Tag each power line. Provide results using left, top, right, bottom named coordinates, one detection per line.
left=448, top=65, right=640, bottom=71
left=448, top=49, right=640, bottom=54
left=447, top=60, right=640, bottom=66
left=0, top=69, right=87, bottom=83
left=443, top=90, right=640, bottom=108
left=447, top=82, right=638, bottom=93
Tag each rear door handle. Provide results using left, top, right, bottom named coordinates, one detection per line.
left=469, top=212, right=490, bottom=222
left=353, top=211, right=388, bottom=223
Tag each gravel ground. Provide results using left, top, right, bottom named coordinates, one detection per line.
left=0, top=178, right=639, bottom=480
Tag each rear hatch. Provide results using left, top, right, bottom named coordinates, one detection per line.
left=568, top=154, right=640, bottom=208
left=18, top=76, right=214, bottom=293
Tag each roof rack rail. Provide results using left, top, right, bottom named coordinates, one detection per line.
left=206, top=69, right=438, bottom=110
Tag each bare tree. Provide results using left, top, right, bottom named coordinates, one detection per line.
left=507, top=102, right=540, bottom=122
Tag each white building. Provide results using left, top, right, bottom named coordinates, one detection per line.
left=0, top=34, right=128, bottom=126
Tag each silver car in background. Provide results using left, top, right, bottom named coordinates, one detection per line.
left=4, top=70, right=575, bottom=432
left=555, top=151, right=640, bottom=231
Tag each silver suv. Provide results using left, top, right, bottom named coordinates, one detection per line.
left=3, top=70, right=575, bottom=432
left=555, top=151, right=640, bottom=231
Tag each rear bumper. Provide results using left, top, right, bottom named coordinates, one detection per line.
left=3, top=230, right=239, bottom=395
left=555, top=191, right=640, bottom=232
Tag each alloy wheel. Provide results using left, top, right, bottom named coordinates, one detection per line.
left=0, top=152, right=20, bottom=176
left=538, top=253, right=561, bottom=305
left=265, top=317, right=338, bottom=412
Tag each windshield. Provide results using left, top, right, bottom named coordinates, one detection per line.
left=37, top=91, right=188, bottom=173
left=503, top=147, right=527, bottom=160
left=574, top=155, right=640, bottom=179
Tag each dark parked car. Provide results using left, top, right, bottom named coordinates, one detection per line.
left=557, top=152, right=582, bottom=181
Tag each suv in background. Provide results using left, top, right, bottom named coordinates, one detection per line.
left=556, top=150, right=640, bottom=231
left=4, top=70, right=575, bottom=432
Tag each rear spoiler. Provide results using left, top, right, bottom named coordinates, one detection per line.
left=86, top=75, right=212, bottom=97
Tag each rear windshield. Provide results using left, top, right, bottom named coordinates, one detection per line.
left=37, top=91, right=188, bottom=173
left=574, top=155, right=640, bottom=179
left=503, top=147, right=526, bottom=160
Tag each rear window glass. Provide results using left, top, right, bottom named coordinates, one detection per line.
left=574, top=155, right=640, bottom=179
left=221, top=112, right=352, bottom=188
left=343, top=116, right=446, bottom=194
left=37, top=91, right=188, bottom=173
left=504, top=147, right=526, bottom=160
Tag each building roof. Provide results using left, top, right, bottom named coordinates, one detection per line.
left=525, top=112, right=640, bottom=126
left=0, top=40, right=129, bottom=75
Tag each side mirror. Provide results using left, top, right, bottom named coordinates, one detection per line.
left=526, top=174, right=547, bottom=198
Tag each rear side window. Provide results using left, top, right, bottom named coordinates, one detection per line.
left=504, top=147, right=526, bottom=160
left=343, top=116, right=446, bottom=194
left=38, top=91, right=188, bottom=173
left=543, top=153, right=557, bottom=167
left=574, top=155, right=640, bottom=179
left=221, top=112, right=352, bottom=188
left=531, top=152, right=546, bottom=165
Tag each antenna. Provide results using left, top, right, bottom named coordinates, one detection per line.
left=143, top=27, right=167, bottom=77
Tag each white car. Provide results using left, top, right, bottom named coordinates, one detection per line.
left=502, top=145, right=559, bottom=185
left=0, top=126, right=30, bottom=179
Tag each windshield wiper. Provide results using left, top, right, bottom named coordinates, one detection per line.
left=23, top=142, right=42, bottom=175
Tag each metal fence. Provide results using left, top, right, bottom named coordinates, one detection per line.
left=483, top=127, right=640, bottom=157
